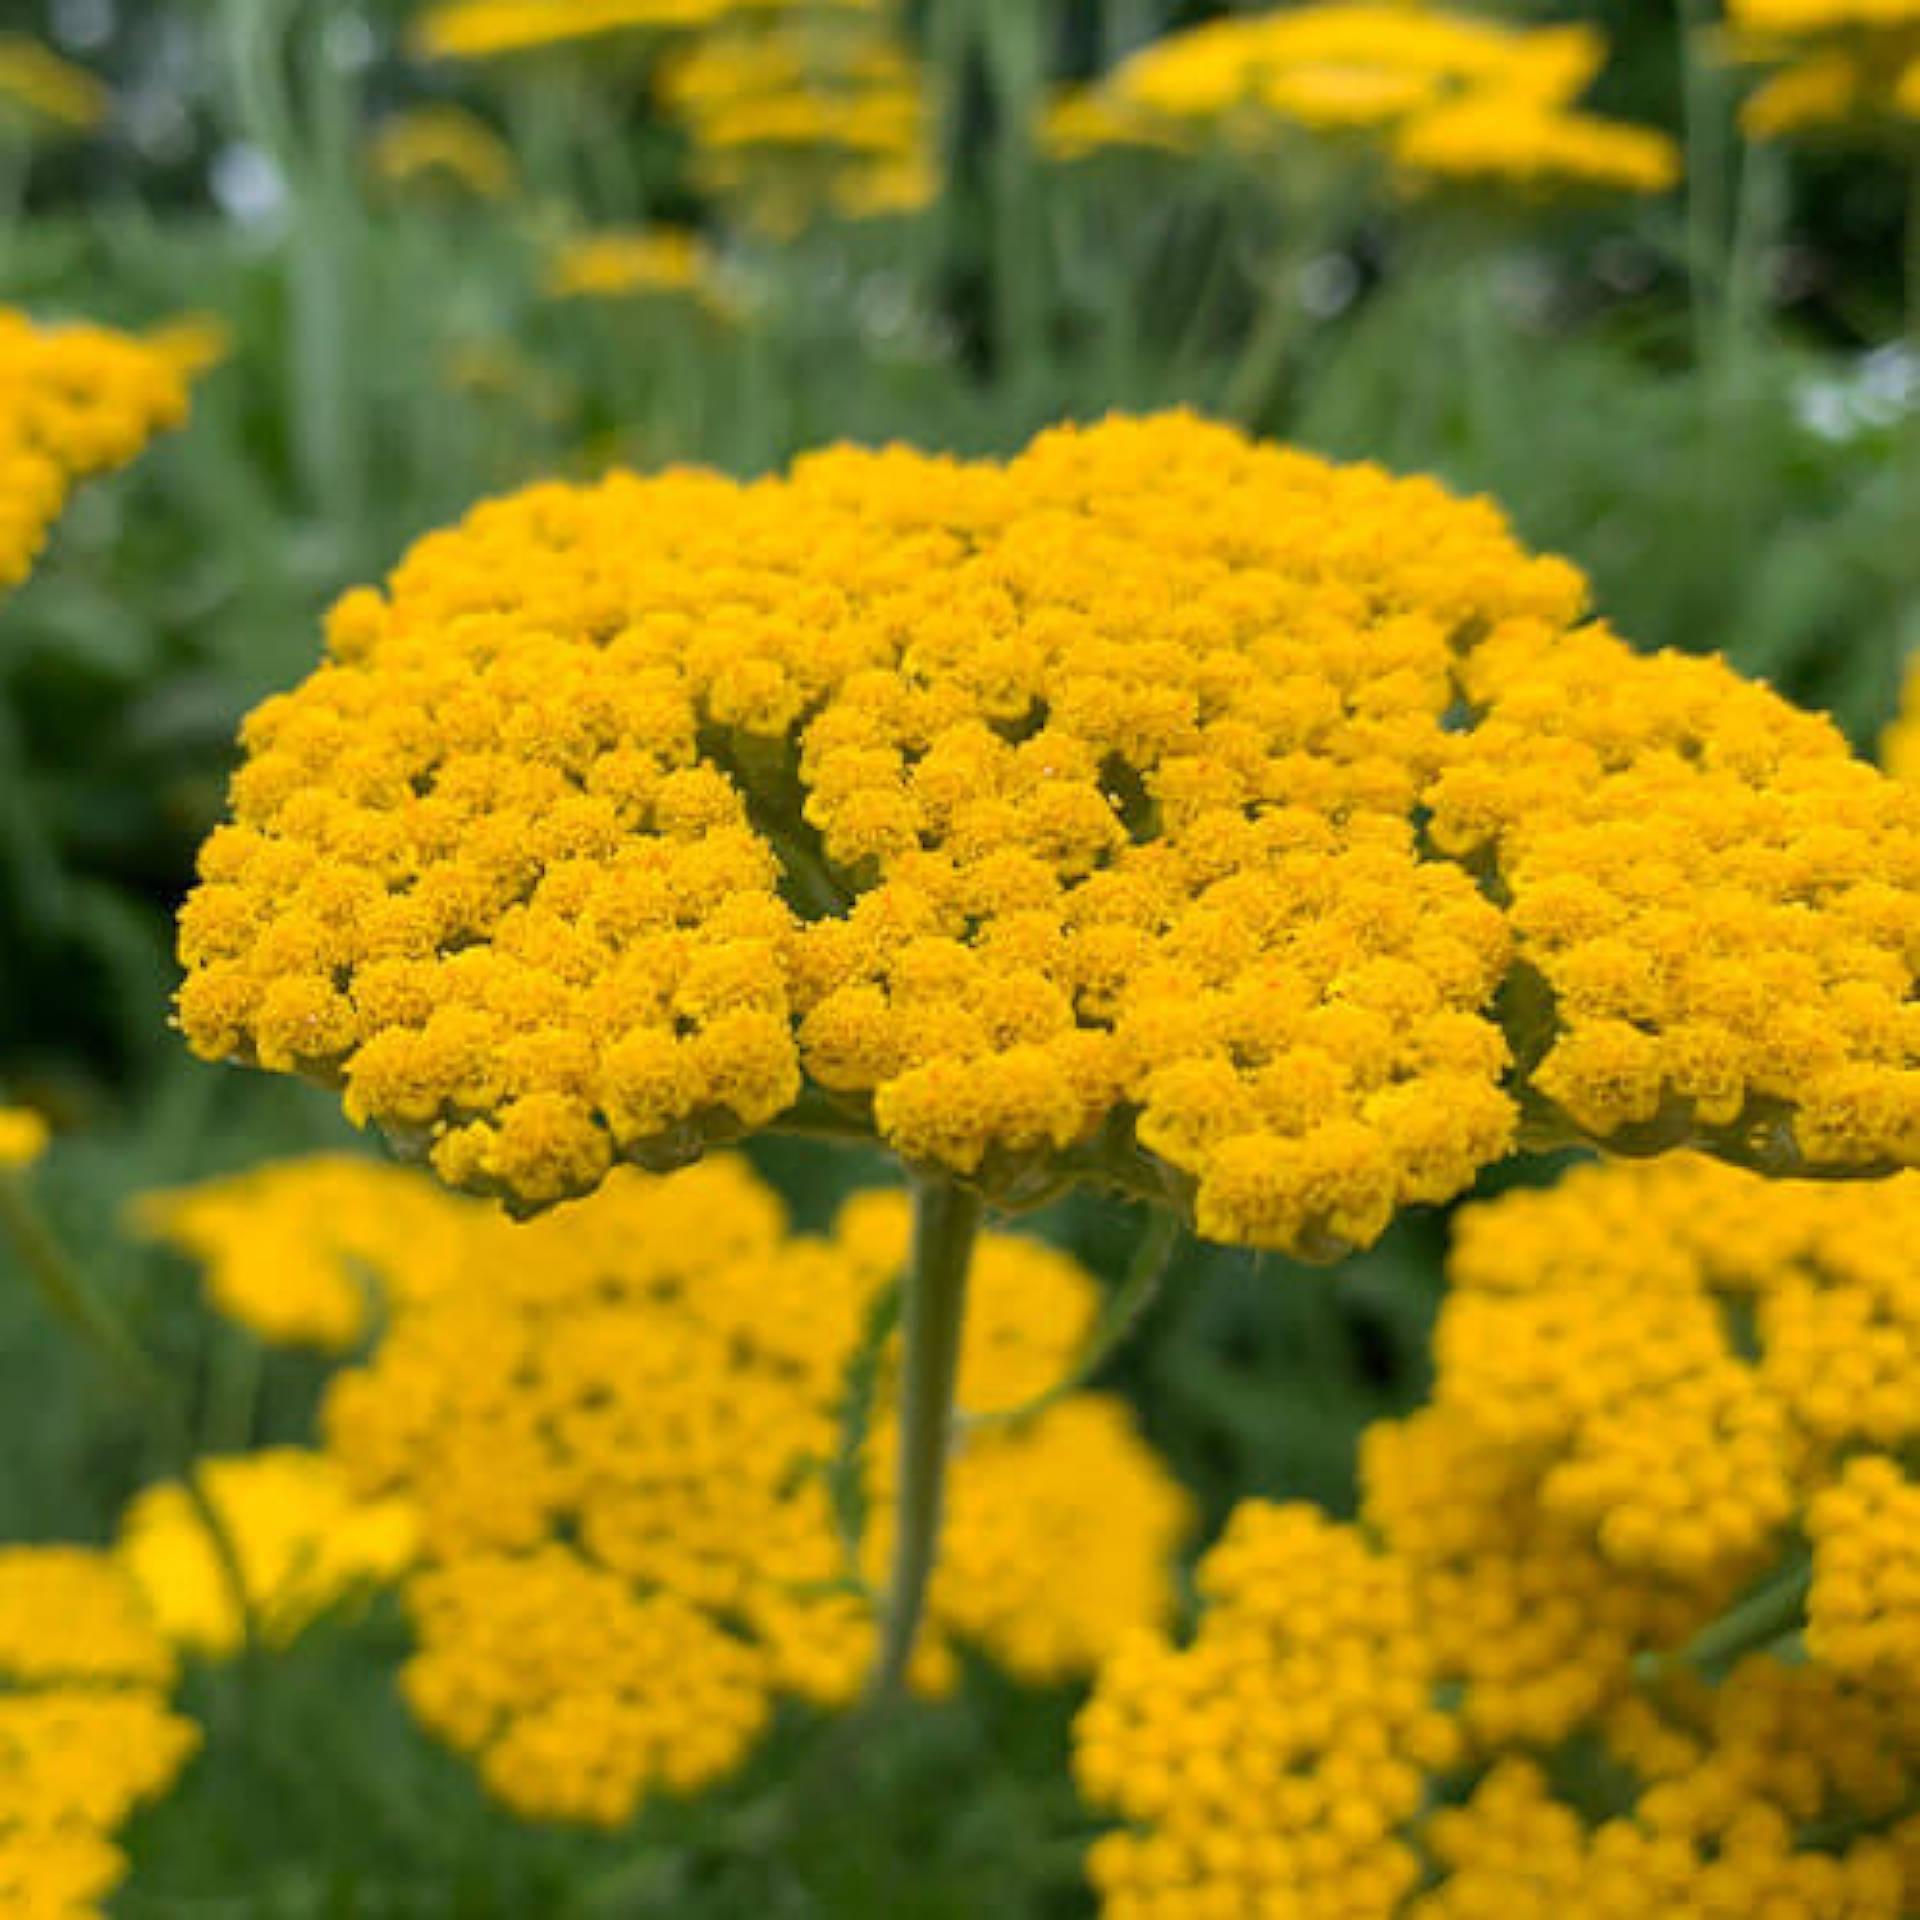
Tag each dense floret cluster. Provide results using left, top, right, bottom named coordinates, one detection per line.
left=1074, top=1154, right=1920, bottom=1915
left=117, top=1450, right=418, bottom=1657
left=0, top=309, right=192, bottom=595
left=178, top=414, right=1920, bottom=1255
left=544, top=226, right=724, bottom=303
left=149, top=1153, right=1188, bottom=1824
left=0, top=1548, right=199, bottom=1919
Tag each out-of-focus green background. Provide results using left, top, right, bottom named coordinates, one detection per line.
left=1, top=0, right=1913, bottom=1910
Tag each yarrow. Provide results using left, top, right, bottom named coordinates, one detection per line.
left=1722, top=0, right=1920, bottom=139
left=116, top=1449, right=418, bottom=1658
left=0, top=309, right=193, bottom=597
left=658, top=13, right=936, bottom=231
left=150, top=1152, right=1189, bottom=1824
left=178, top=412, right=1920, bottom=1257
left=1058, top=5, right=1678, bottom=196
left=366, top=104, right=516, bottom=200
left=1074, top=1153, right=1920, bottom=1915
left=412, top=0, right=891, bottom=62
left=0, top=1548, right=198, bottom=1919
left=0, top=33, right=107, bottom=136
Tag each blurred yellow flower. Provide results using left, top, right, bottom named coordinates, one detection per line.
left=1394, top=94, right=1681, bottom=196
left=253, top=1153, right=1195, bottom=1823
left=0, top=1547, right=198, bottom=1918
left=544, top=225, right=713, bottom=299
left=1724, top=0, right=1920, bottom=138
left=0, top=34, right=107, bottom=136
left=367, top=104, right=516, bottom=200
left=176, top=412, right=1920, bottom=1255
left=0, top=309, right=195, bottom=597
left=117, top=1449, right=418, bottom=1658
left=0, top=1106, right=49, bottom=1170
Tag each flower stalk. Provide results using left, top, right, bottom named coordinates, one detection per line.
left=868, top=1172, right=982, bottom=1703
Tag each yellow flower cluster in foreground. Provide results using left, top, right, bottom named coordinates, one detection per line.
left=0, top=33, right=107, bottom=135
left=0, top=309, right=193, bottom=597
left=0, top=1548, right=198, bottom=1919
left=367, top=104, right=516, bottom=200
left=154, top=1152, right=1188, bottom=1824
left=1075, top=1154, right=1920, bottom=1916
left=178, top=413, right=1920, bottom=1255
left=1061, top=6, right=1677, bottom=197
left=117, top=1450, right=418, bottom=1657
left=659, top=13, right=935, bottom=230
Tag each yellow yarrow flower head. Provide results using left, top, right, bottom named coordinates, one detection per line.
left=1882, top=654, right=1920, bottom=781
left=1722, top=0, right=1920, bottom=139
left=1108, top=7, right=1608, bottom=143
left=1, top=309, right=194, bottom=599
left=1412, top=1659, right=1911, bottom=1918
left=1076, top=1150, right=1920, bottom=1918
left=304, top=1154, right=1188, bottom=1824
left=0, top=1547, right=199, bottom=1918
left=0, top=34, right=107, bottom=137
left=661, top=17, right=938, bottom=232
left=366, top=104, right=516, bottom=201
left=1393, top=94, right=1681, bottom=198
left=0, top=1105, right=49, bottom=1170
left=176, top=413, right=1920, bottom=1258
left=133, top=1153, right=480, bottom=1351
left=116, top=1450, right=419, bottom=1658
left=543, top=226, right=723, bottom=304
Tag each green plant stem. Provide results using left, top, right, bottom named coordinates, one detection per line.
left=1678, top=1563, right=1811, bottom=1671
left=867, top=1173, right=981, bottom=1704
left=961, top=1202, right=1179, bottom=1432
left=0, top=1172, right=259, bottom=1659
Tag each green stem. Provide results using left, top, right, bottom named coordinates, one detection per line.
left=0, top=1173, right=259, bottom=1659
left=1677, top=1563, right=1811, bottom=1671
left=867, top=1173, right=981, bottom=1703
left=961, top=1202, right=1179, bottom=1432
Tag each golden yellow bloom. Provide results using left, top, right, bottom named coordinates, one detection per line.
left=1110, top=8, right=1606, bottom=140
left=0, top=1105, right=49, bottom=1170
left=1413, top=1658, right=1910, bottom=1915
left=0, top=1547, right=176, bottom=1690
left=1886, top=657, right=1920, bottom=783
left=544, top=226, right=713, bottom=300
left=1, top=310, right=193, bottom=598
left=1394, top=95, right=1681, bottom=196
left=415, top=0, right=887, bottom=61
left=367, top=104, right=515, bottom=200
left=1808, top=1455, right=1919, bottom=1697
left=0, top=34, right=107, bottom=135
left=0, top=1547, right=198, bottom=1919
left=297, top=1153, right=1189, bottom=1822
left=1724, top=0, right=1920, bottom=137
left=1076, top=1503, right=1459, bottom=1917
left=117, top=1450, right=418, bottom=1657
left=661, top=17, right=936, bottom=230
left=1040, top=92, right=1186, bottom=163
left=1077, top=1149, right=1920, bottom=1918
left=177, top=414, right=1920, bottom=1253
left=134, top=1154, right=477, bottom=1350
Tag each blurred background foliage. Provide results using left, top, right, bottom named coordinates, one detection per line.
left=0, top=0, right=1914, bottom=1910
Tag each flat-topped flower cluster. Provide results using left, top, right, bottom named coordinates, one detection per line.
left=178, top=412, right=1920, bottom=1255
left=1075, top=1154, right=1920, bottom=1917
left=141, top=1152, right=1190, bottom=1826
